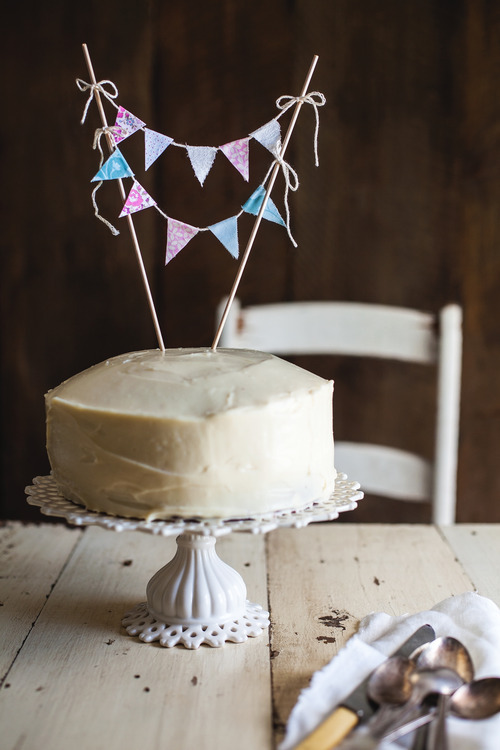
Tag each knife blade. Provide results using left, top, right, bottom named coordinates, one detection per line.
left=294, top=623, right=436, bottom=750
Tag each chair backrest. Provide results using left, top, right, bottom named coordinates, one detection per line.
left=216, top=299, right=463, bottom=524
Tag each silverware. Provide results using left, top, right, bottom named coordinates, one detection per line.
left=294, top=625, right=436, bottom=750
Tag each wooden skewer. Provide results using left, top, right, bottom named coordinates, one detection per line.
left=81, top=43, right=166, bottom=352
left=211, top=54, right=319, bottom=351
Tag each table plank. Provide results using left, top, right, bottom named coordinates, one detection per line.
left=267, top=523, right=476, bottom=743
left=0, top=526, right=272, bottom=750
left=440, top=524, right=500, bottom=604
left=0, top=521, right=82, bottom=682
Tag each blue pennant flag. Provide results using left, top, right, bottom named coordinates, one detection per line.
left=242, top=185, right=285, bottom=226
left=209, top=216, right=239, bottom=259
left=91, top=149, right=134, bottom=182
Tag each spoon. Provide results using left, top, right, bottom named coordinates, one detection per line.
left=382, top=677, right=500, bottom=744
left=450, top=677, right=500, bottom=719
left=410, top=636, right=474, bottom=682
left=409, top=636, right=474, bottom=750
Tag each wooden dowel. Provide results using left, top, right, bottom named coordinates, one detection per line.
left=211, top=54, right=319, bottom=351
left=82, top=43, right=165, bottom=352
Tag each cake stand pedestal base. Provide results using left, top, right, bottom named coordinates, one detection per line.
left=122, top=600, right=269, bottom=649
left=122, top=532, right=269, bottom=649
left=25, top=473, right=362, bottom=650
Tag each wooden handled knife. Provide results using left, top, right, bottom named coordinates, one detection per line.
left=294, top=623, right=436, bottom=750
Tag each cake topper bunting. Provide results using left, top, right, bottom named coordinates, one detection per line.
left=78, top=46, right=324, bottom=352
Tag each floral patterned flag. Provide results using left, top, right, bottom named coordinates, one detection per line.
left=220, top=138, right=250, bottom=182
left=119, top=180, right=157, bottom=217
left=186, top=145, right=218, bottom=185
left=250, top=119, right=281, bottom=155
left=165, top=219, right=199, bottom=264
left=112, top=106, right=146, bottom=144
left=209, top=216, right=239, bottom=259
left=91, top=149, right=134, bottom=182
left=242, top=185, right=285, bottom=226
left=144, top=128, right=174, bottom=170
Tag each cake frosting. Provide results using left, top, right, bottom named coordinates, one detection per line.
left=45, top=347, right=336, bottom=520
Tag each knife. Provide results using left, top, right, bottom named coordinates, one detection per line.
left=294, top=624, right=436, bottom=750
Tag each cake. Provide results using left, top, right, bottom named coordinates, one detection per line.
left=45, top=347, right=336, bottom=520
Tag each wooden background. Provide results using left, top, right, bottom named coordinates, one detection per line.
left=2, top=0, right=500, bottom=522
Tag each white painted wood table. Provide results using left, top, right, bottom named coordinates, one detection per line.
left=1, top=522, right=499, bottom=749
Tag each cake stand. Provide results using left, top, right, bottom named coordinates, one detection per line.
left=25, top=474, right=363, bottom=649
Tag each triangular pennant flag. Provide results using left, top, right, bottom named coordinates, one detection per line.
left=186, top=145, right=218, bottom=186
left=165, top=219, right=199, bottom=264
left=144, top=128, right=174, bottom=170
left=209, top=216, right=239, bottom=259
left=113, top=106, right=146, bottom=144
left=220, top=138, right=250, bottom=182
left=119, top=180, right=157, bottom=217
left=91, top=149, right=134, bottom=182
left=250, top=119, right=281, bottom=155
left=242, top=185, right=285, bottom=226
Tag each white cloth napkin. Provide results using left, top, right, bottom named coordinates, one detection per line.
left=279, top=592, right=500, bottom=750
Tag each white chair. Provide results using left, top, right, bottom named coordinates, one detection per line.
left=216, top=299, right=463, bottom=524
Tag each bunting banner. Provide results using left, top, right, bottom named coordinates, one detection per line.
left=242, top=185, right=285, bottom=226
left=165, top=219, right=199, bottom=265
left=144, top=128, right=174, bottom=170
left=78, top=74, right=325, bottom=253
left=119, top=180, right=157, bottom=217
left=79, top=76, right=325, bottom=189
left=91, top=149, right=134, bottom=182
left=208, top=216, right=239, bottom=259
left=113, top=106, right=146, bottom=144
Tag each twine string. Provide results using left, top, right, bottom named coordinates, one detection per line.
left=76, top=78, right=119, bottom=124
left=276, top=91, right=326, bottom=166
left=262, top=152, right=300, bottom=247
left=90, top=126, right=121, bottom=235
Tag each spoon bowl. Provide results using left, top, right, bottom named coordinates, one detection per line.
left=410, top=636, right=474, bottom=682
left=450, top=677, right=500, bottom=720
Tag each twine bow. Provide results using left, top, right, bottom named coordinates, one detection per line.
left=76, top=78, right=119, bottom=124
left=276, top=91, right=326, bottom=166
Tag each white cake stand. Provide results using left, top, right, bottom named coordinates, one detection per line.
left=25, top=474, right=363, bottom=649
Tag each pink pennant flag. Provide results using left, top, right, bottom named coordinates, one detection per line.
left=165, top=219, right=199, bottom=264
left=220, top=138, right=250, bottom=182
left=144, top=128, right=174, bottom=170
left=113, top=106, right=146, bottom=144
left=119, top=180, right=157, bottom=217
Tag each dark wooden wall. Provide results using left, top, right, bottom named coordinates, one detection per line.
left=2, top=1, right=500, bottom=522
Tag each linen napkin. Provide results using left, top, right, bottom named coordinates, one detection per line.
left=279, top=592, right=500, bottom=750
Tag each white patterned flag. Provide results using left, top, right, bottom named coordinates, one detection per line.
left=119, top=180, right=157, bottom=217
left=220, top=138, right=250, bottom=181
left=165, top=219, right=199, bottom=264
left=91, top=149, right=134, bottom=182
left=250, top=119, right=281, bottom=155
left=144, top=128, right=174, bottom=170
left=209, top=216, right=239, bottom=259
left=113, top=106, right=146, bottom=144
left=186, top=146, right=218, bottom=185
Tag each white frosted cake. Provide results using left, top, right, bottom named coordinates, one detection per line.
left=45, top=347, right=336, bottom=520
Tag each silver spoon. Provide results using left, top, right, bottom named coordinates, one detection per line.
left=383, top=677, right=500, bottom=744
left=409, top=636, right=474, bottom=750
